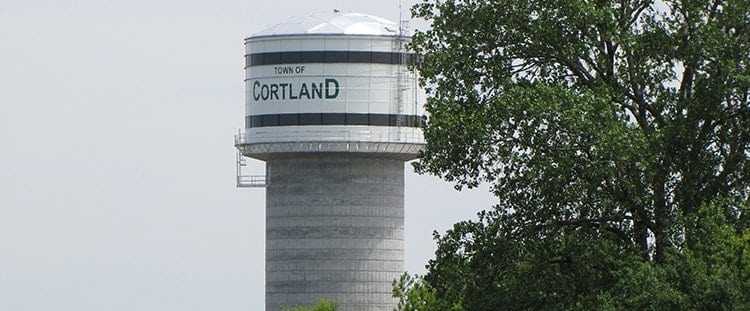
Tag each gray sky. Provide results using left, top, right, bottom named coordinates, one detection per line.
left=0, top=1, right=495, bottom=309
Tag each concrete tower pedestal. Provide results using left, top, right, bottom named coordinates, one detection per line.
left=266, top=155, right=404, bottom=310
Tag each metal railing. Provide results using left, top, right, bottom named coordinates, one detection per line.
left=234, top=129, right=425, bottom=146
left=236, top=175, right=268, bottom=188
left=235, top=138, right=268, bottom=188
left=233, top=128, right=424, bottom=188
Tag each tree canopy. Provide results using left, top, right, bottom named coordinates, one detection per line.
left=400, top=0, right=750, bottom=309
left=282, top=299, right=337, bottom=311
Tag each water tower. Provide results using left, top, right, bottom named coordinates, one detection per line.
left=234, top=11, right=424, bottom=311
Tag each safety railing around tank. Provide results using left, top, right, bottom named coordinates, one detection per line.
left=236, top=175, right=268, bottom=188
left=233, top=129, right=425, bottom=146
left=235, top=141, right=268, bottom=188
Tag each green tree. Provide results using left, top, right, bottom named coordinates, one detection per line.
left=393, top=273, right=461, bottom=311
left=282, top=299, right=337, bottom=311
left=400, top=0, right=750, bottom=309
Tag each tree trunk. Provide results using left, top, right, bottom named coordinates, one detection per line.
left=653, top=175, right=668, bottom=263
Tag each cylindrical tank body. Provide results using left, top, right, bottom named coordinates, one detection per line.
left=237, top=12, right=425, bottom=310
left=242, top=12, right=424, bottom=159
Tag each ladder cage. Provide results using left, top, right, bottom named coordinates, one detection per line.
left=235, top=132, right=268, bottom=188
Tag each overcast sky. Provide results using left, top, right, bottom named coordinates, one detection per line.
left=0, top=1, right=495, bottom=310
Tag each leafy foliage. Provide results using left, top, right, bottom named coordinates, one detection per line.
left=396, top=202, right=750, bottom=310
left=393, top=273, right=460, bottom=311
left=400, top=0, right=750, bottom=309
left=282, top=299, right=337, bottom=311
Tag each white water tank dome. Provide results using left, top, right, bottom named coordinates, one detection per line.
left=252, top=11, right=402, bottom=37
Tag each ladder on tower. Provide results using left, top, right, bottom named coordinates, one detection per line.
left=235, top=131, right=268, bottom=188
left=394, top=20, right=411, bottom=131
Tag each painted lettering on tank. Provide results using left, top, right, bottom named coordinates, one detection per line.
left=324, top=79, right=339, bottom=99
left=273, top=65, right=306, bottom=75
left=252, top=79, right=340, bottom=101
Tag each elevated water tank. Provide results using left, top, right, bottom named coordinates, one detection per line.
left=237, top=11, right=424, bottom=160
left=235, top=11, right=425, bottom=311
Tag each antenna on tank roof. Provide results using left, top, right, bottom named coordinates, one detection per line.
left=399, top=0, right=403, bottom=36
left=398, top=0, right=409, bottom=39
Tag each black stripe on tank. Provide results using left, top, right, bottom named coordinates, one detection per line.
left=245, top=113, right=425, bottom=128
left=245, top=51, right=415, bottom=67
